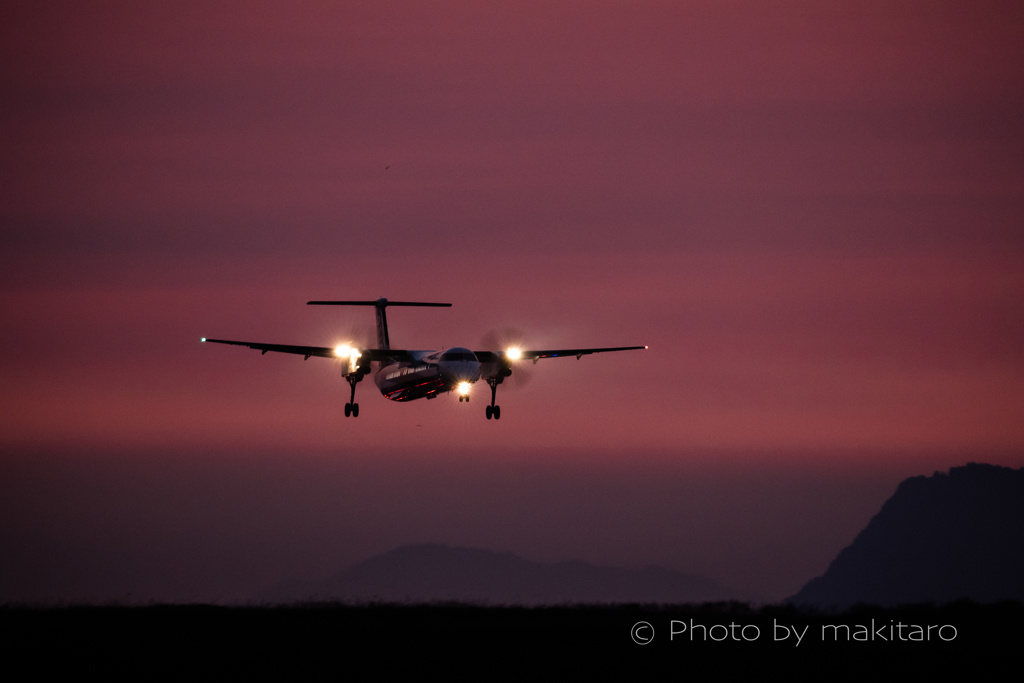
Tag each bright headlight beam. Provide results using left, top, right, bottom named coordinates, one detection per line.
left=334, top=344, right=351, bottom=358
left=457, top=382, right=472, bottom=395
left=506, top=347, right=522, bottom=360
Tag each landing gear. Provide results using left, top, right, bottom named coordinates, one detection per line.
left=344, top=373, right=361, bottom=418
left=485, top=377, right=502, bottom=420
left=458, top=395, right=470, bottom=403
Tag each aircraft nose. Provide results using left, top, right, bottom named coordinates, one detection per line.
left=439, top=359, right=481, bottom=384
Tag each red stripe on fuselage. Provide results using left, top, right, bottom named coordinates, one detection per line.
left=376, top=363, right=447, bottom=401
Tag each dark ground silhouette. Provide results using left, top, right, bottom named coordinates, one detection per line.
left=1, top=601, right=1019, bottom=675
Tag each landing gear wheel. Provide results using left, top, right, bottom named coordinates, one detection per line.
left=486, top=377, right=502, bottom=422
left=345, top=373, right=361, bottom=418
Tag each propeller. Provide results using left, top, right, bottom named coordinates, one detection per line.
left=480, top=327, right=533, bottom=389
left=341, top=324, right=376, bottom=351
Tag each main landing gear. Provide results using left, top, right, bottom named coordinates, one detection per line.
left=344, top=374, right=360, bottom=418
left=485, top=377, right=501, bottom=420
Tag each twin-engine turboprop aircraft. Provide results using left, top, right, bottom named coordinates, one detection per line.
left=202, top=298, right=646, bottom=420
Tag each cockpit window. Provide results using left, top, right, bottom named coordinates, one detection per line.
left=441, top=352, right=477, bottom=362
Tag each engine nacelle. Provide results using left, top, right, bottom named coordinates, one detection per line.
left=341, top=356, right=370, bottom=378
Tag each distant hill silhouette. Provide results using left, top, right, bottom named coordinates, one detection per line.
left=790, top=463, right=1024, bottom=607
left=256, top=544, right=740, bottom=605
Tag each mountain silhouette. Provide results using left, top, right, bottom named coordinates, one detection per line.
left=256, top=544, right=740, bottom=605
left=790, top=463, right=1024, bottom=607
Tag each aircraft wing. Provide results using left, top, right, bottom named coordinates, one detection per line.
left=474, top=346, right=646, bottom=362
left=201, top=338, right=414, bottom=362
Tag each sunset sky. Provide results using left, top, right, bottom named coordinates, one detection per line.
left=1, top=1, right=1022, bottom=602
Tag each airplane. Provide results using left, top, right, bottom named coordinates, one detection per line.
left=201, top=297, right=646, bottom=420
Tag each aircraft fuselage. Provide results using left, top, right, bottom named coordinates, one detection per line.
left=374, top=347, right=482, bottom=402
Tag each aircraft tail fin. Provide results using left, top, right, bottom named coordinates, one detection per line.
left=307, top=298, right=452, bottom=350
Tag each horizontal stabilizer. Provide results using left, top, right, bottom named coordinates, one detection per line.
left=307, top=301, right=452, bottom=307
left=305, top=297, right=449, bottom=350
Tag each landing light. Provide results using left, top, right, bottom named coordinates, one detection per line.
left=506, top=347, right=522, bottom=360
left=457, top=382, right=472, bottom=395
left=334, top=344, right=351, bottom=358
